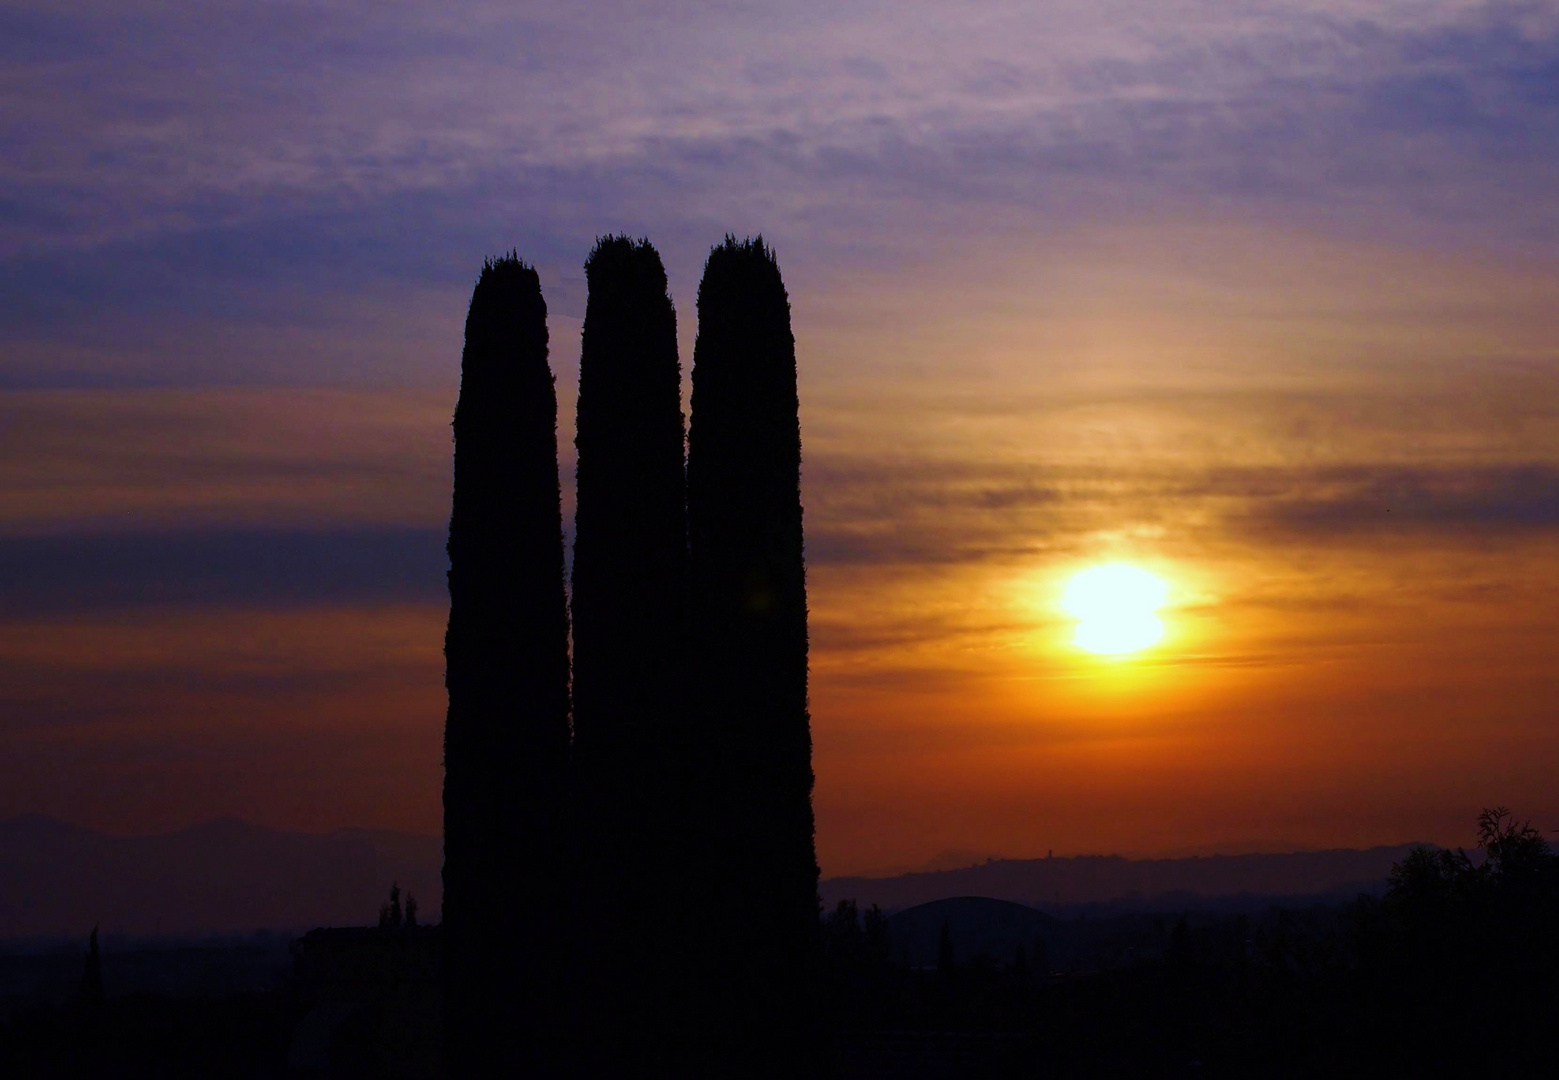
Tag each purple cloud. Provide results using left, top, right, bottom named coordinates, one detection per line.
left=4, top=1, right=1558, bottom=385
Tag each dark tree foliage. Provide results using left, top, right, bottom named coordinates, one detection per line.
left=937, top=919, right=957, bottom=979
left=1360, top=806, right=1559, bottom=1076
left=823, top=900, right=897, bottom=1036
left=569, top=235, right=690, bottom=1071
left=378, top=883, right=403, bottom=929
left=809, top=809, right=1556, bottom=1077
left=76, top=927, right=105, bottom=1075
left=687, top=235, right=819, bottom=1076
left=443, top=255, right=571, bottom=1077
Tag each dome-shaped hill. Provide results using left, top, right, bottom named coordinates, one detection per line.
left=887, top=896, right=1058, bottom=968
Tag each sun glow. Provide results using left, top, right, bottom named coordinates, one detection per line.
left=1062, top=564, right=1168, bottom=656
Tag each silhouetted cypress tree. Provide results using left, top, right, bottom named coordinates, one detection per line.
left=937, top=919, right=956, bottom=977
left=80, top=925, right=103, bottom=1012
left=443, top=255, right=571, bottom=1077
left=569, top=235, right=690, bottom=1071
left=78, top=925, right=104, bottom=1076
left=687, top=236, right=819, bottom=1076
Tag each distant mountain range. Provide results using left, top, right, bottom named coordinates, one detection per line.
left=0, top=816, right=439, bottom=939
left=1, top=815, right=1424, bottom=940
left=821, top=845, right=1423, bottom=914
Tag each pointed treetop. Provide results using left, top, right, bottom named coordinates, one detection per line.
left=703, top=234, right=780, bottom=274
left=480, top=250, right=534, bottom=276
left=698, top=235, right=788, bottom=313
left=585, top=234, right=669, bottom=295
left=462, top=252, right=546, bottom=352
left=469, top=252, right=541, bottom=312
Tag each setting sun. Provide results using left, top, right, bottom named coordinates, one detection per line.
left=1062, top=564, right=1169, bottom=656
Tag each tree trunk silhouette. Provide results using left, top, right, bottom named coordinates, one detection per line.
left=570, top=235, right=691, bottom=1073
left=442, top=255, right=571, bottom=1077
left=687, top=235, right=820, bottom=1077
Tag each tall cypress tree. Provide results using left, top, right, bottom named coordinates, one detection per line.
left=443, top=255, right=571, bottom=1077
left=569, top=236, right=690, bottom=1070
left=687, top=236, right=819, bottom=1076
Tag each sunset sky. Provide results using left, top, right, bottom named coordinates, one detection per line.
left=4, top=0, right=1558, bottom=877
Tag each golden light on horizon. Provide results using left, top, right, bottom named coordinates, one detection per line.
left=1062, top=564, right=1169, bottom=656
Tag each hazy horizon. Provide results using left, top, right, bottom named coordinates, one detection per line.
left=0, top=812, right=1431, bottom=940
left=3, top=809, right=1438, bottom=871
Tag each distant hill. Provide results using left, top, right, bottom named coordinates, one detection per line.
left=0, top=816, right=440, bottom=939
left=821, top=845, right=1423, bottom=914
left=887, top=897, right=1058, bottom=967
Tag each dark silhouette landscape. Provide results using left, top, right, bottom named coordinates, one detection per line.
left=5, top=808, right=1557, bottom=1077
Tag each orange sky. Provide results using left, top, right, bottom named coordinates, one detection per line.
left=3, top=222, right=1556, bottom=876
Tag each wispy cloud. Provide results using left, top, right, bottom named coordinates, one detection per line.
left=0, top=389, right=455, bottom=529
left=806, top=458, right=1559, bottom=569
left=1224, top=463, right=1559, bottom=537
left=4, top=2, right=1559, bottom=385
left=0, top=527, right=447, bottom=616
